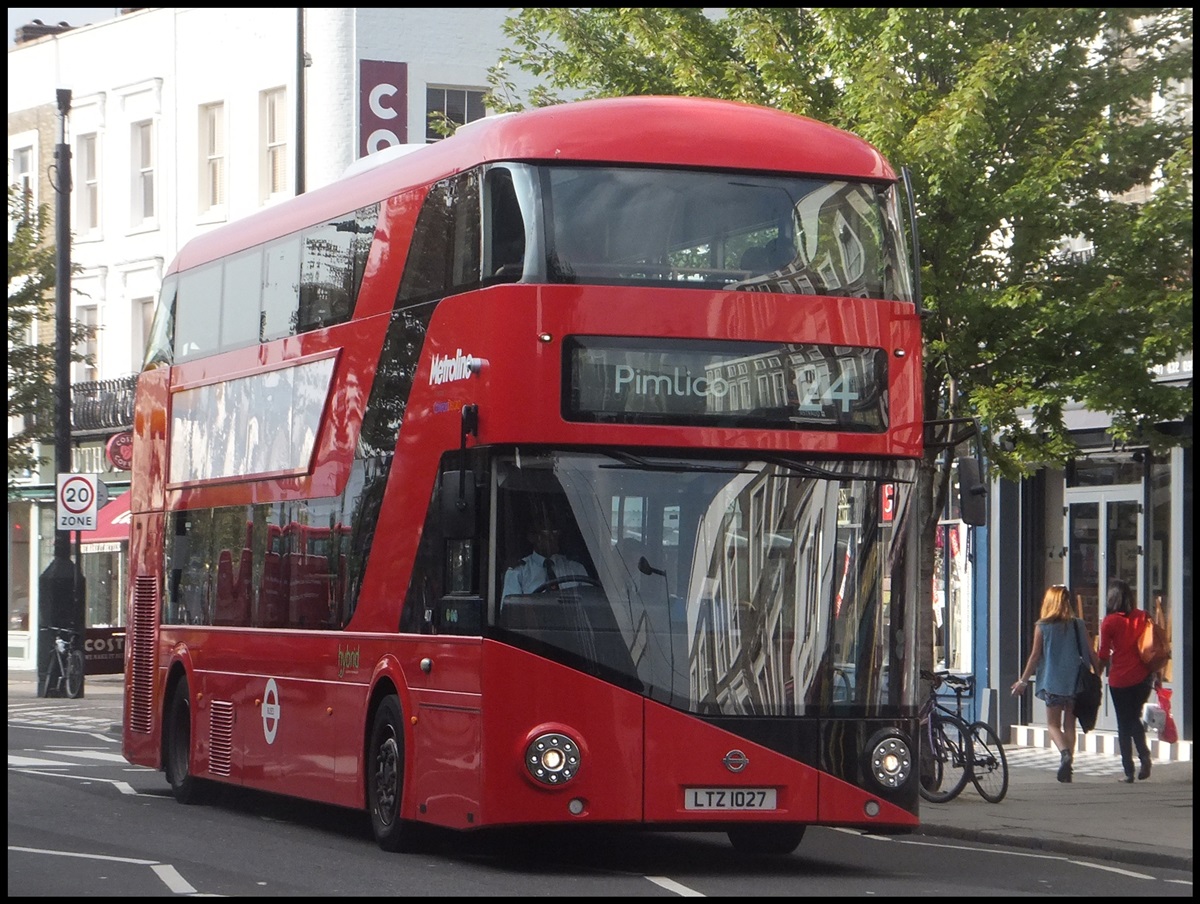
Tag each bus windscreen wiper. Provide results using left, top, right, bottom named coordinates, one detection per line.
left=759, top=455, right=915, bottom=484
left=599, top=451, right=752, bottom=474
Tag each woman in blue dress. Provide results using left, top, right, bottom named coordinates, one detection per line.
left=1010, top=585, right=1101, bottom=782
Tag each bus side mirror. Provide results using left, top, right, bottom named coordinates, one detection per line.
left=957, top=457, right=987, bottom=526
left=440, top=470, right=477, bottom=539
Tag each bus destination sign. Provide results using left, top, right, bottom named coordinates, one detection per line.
left=565, top=336, right=887, bottom=431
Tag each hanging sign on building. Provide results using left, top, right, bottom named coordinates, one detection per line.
left=106, top=431, right=134, bottom=471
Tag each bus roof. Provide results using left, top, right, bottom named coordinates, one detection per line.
left=169, top=95, right=896, bottom=275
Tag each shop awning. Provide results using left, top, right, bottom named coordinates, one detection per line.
left=81, top=491, right=131, bottom=546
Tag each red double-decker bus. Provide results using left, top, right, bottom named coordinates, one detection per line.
left=123, top=95, right=926, bottom=855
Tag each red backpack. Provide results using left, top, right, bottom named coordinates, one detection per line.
left=1137, top=613, right=1171, bottom=672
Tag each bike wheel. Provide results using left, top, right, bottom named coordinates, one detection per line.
left=64, top=649, right=85, bottom=698
left=968, top=721, right=1009, bottom=803
left=41, top=657, right=61, bottom=698
left=919, top=716, right=972, bottom=803
left=918, top=721, right=944, bottom=799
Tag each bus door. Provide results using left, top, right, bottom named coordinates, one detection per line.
left=400, top=464, right=486, bottom=827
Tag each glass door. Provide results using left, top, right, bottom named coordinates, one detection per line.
left=1062, top=489, right=1142, bottom=733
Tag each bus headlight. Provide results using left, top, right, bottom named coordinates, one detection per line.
left=525, top=732, right=580, bottom=786
left=865, top=731, right=912, bottom=790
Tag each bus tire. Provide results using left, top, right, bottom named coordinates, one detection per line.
left=367, top=695, right=420, bottom=852
left=165, top=679, right=205, bottom=805
left=727, top=823, right=806, bottom=855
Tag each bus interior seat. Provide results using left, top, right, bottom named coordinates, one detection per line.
left=214, top=550, right=236, bottom=625
left=739, top=245, right=771, bottom=273
left=765, top=236, right=795, bottom=270
left=258, top=552, right=286, bottom=627
left=289, top=553, right=331, bottom=627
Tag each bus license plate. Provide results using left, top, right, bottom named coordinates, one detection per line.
left=684, top=788, right=777, bottom=810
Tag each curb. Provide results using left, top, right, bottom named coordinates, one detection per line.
left=915, top=823, right=1192, bottom=872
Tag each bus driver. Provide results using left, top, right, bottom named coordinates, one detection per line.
left=502, top=518, right=589, bottom=599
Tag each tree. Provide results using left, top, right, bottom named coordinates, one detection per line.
left=7, top=185, right=88, bottom=492
left=488, top=8, right=1193, bottom=664
left=8, top=185, right=58, bottom=489
left=489, top=8, right=1191, bottom=473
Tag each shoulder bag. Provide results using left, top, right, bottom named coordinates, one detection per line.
left=1072, top=618, right=1102, bottom=733
left=1138, top=614, right=1171, bottom=673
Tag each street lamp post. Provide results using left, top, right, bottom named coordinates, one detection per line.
left=37, top=88, right=85, bottom=697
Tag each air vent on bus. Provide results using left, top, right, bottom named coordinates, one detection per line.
left=208, top=701, right=234, bottom=777
left=128, top=575, right=159, bottom=734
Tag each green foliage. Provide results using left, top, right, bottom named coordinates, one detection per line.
left=491, top=8, right=1193, bottom=480
left=7, top=185, right=58, bottom=487
left=7, top=185, right=90, bottom=493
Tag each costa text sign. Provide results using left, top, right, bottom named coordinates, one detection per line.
left=359, top=60, right=409, bottom=157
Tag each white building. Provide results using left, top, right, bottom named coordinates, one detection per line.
left=7, top=7, right=545, bottom=670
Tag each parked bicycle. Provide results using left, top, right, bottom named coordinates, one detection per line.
left=918, top=669, right=1009, bottom=803
left=41, top=625, right=85, bottom=699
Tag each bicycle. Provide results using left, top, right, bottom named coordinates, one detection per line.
left=919, top=669, right=1010, bottom=803
left=41, top=625, right=85, bottom=699
left=918, top=669, right=974, bottom=802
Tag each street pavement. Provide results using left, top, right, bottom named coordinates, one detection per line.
left=8, top=670, right=1192, bottom=872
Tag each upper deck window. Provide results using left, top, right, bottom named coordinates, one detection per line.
left=542, top=166, right=913, bottom=302
left=152, top=203, right=379, bottom=367
left=397, top=162, right=910, bottom=306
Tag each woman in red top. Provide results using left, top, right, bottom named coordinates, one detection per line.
left=1097, top=579, right=1157, bottom=783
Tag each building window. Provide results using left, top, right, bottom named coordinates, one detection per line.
left=200, top=102, right=225, bottom=213
left=131, top=120, right=156, bottom=226
left=77, top=133, right=99, bottom=233
left=262, top=88, right=288, bottom=198
left=425, top=87, right=486, bottom=143
left=75, top=304, right=99, bottom=383
left=135, top=297, right=155, bottom=371
left=11, top=145, right=34, bottom=205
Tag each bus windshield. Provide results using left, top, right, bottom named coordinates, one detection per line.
left=540, top=165, right=914, bottom=301
left=495, top=451, right=918, bottom=717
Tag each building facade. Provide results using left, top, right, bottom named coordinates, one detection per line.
left=7, top=7, right=544, bottom=670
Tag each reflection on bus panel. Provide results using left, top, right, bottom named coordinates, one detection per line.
left=123, top=96, right=925, bottom=856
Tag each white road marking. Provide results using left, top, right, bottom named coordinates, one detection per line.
left=45, top=748, right=130, bottom=763
left=13, top=767, right=143, bottom=794
left=646, top=875, right=706, bottom=896
left=9, top=845, right=200, bottom=895
left=9, top=755, right=74, bottom=767
left=891, top=837, right=1156, bottom=879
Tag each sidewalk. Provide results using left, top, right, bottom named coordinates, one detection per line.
left=8, top=670, right=1192, bottom=870
left=916, top=748, right=1192, bottom=871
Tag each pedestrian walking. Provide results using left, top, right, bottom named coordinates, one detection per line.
left=1010, top=584, right=1100, bottom=783
left=1097, top=578, right=1157, bottom=783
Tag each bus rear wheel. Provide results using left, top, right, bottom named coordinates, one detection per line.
left=367, top=695, right=421, bottom=852
left=165, top=679, right=205, bottom=804
left=727, top=823, right=806, bottom=855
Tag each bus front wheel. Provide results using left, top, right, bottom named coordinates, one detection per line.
left=367, top=695, right=421, bottom=852
left=727, top=823, right=806, bottom=855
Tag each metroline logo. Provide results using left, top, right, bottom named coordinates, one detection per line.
left=429, top=348, right=478, bottom=385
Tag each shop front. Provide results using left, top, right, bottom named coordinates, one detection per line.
left=79, top=491, right=131, bottom=675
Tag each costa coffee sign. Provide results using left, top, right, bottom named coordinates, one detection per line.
left=359, top=60, right=409, bottom=157
left=106, top=431, right=133, bottom=471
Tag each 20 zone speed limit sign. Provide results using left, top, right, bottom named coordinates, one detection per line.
left=57, top=473, right=100, bottom=531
